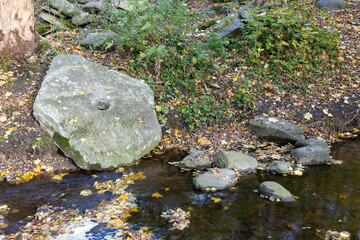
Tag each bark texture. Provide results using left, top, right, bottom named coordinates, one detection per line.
left=0, top=0, right=38, bottom=60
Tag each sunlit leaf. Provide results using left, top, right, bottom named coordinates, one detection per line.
left=52, top=173, right=68, bottom=181
left=152, top=192, right=163, bottom=198
left=80, top=189, right=92, bottom=196
left=211, top=197, right=222, bottom=203
left=197, top=138, right=212, bottom=145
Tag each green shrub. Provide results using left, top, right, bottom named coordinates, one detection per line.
left=106, top=0, right=236, bottom=129
left=233, top=0, right=339, bottom=92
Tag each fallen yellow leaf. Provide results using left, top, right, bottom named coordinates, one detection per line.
left=211, top=197, right=222, bottom=203
left=197, top=138, right=212, bottom=145
left=152, top=192, right=163, bottom=198
left=52, top=173, right=68, bottom=181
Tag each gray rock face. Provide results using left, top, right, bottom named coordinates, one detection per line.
left=266, top=161, right=292, bottom=175
left=33, top=55, right=162, bottom=170
left=258, top=181, right=296, bottom=202
left=71, top=13, right=96, bottom=26
left=111, top=0, right=134, bottom=11
left=40, top=13, right=68, bottom=29
left=214, top=13, right=245, bottom=40
left=249, top=116, right=305, bottom=143
left=174, top=149, right=212, bottom=170
left=193, top=169, right=236, bottom=191
left=291, top=146, right=331, bottom=165
left=215, top=151, right=257, bottom=173
left=48, top=0, right=82, bottom=17
left=82, top=0, right=106, bottom=12
left=79, top=32, right=117, bottom=47
left=315, top=0, right=346, bottom=11
left=295, top=139, right=330, bottom=153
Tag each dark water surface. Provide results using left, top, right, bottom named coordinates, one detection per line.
left=0, top=140, right=359, bottom=239
left=126, top=141, right=360, bottom=239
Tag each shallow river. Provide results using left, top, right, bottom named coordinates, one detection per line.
left=0, top=140, right=359, bottom=239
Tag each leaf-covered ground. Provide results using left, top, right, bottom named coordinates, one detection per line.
left=0, top=0, right=359, bottom=238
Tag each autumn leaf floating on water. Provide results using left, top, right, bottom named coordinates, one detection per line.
left=161, top=208, right=190, bottom=230
left=52, top=173, right=69, bottom=181
left=152, top=192, right=163, bottom=198
left=0, top=204, right=10, bottom=229
left=211, top=197, right=222, bottom=203
left=80, top=189, right=92, bottom=196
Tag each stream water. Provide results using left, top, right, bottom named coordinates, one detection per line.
left=0, top=140, right=359, bottom=239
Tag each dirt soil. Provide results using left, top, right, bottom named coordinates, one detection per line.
left=0, top=0, right=359, bottom=181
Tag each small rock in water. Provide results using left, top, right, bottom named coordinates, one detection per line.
left=193, top=169, right=236, bottom=191
left=258, top=181, right=296, bottom=202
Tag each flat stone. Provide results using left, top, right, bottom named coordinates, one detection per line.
left=291, top=146, right=331, bottom=165
left=215, top=151, right=257, bottom=173
left=266, top=161, right=293, bottom=175
left=193, top=169, right=236, bottom=191
left=295, top=139, right=330, bottom=153
left=33, top=55, right=161, bottom=170
left=249, top=115, right=305, bottom=144
left=48, top=0, right=83, bottom=17
left=82, top=0, right=106, bottom=12
left=71, top=13, right=96, bottom=26
left=174, top=149, right=212, bottom=170
left=258, top=181, right=296, bottom=202
left=79, top=31, right=117, bottom=47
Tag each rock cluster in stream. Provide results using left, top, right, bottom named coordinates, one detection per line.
left=171, top=115, right=334, bottom=203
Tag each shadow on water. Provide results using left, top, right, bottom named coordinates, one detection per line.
left=0, top=141, right=359, bottom=239
left=126, top=140, right=360, bottom=239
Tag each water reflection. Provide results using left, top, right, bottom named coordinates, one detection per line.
left=127, top=140, right=360, bottom=239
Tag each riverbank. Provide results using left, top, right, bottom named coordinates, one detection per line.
left=0, top=0, right=359, bottom=238
left=0, top=0, right=359, bottom=180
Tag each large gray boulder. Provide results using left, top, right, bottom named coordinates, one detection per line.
left=193, top=169, right=236, bottom=191
left=48, top=0, right=83, bottom=17
left=258, top=181, right=296, bottom=202
left=315, top=0, right=346, bottom=11
left=249, top=116, right=305, bottom=143
left=33, top=55, right=162, bottom=170
left=215, top=151, right=257, bottom=173
left=291, top=146, right=331, bottom=165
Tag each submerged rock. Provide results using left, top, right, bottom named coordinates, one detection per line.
left=173, top=149, right=212, bottom=170
left=258, top=181, right=296, bottom=202
left=33, top=55, right=161, bottom=170
left=193, top=169, right=236, bottom=191
left=214, top=151, right=257, bottom=173
left=249, top=115, right=305, bottom=144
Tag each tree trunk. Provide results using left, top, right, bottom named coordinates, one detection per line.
left=0, top=0, right=38, bottom=60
